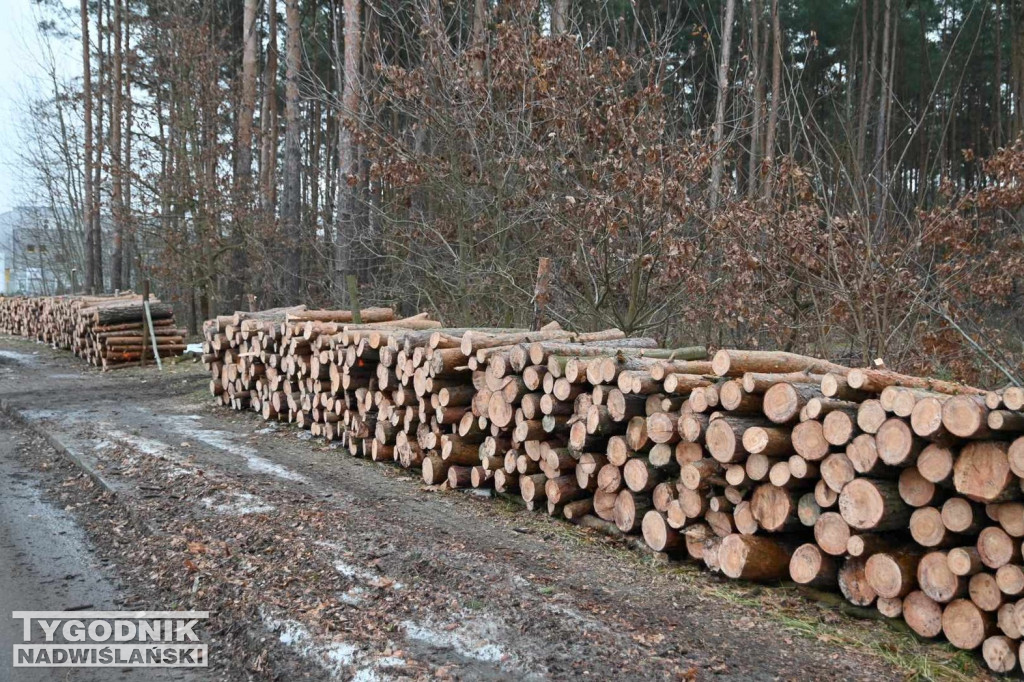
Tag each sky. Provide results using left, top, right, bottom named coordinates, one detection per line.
left=0, top=0, right=79, bottom=213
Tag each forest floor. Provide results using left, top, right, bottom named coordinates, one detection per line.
left=0, top=336, right=991, bottom=681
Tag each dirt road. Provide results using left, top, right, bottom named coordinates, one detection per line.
left=0, top=338, right=983, bottom=680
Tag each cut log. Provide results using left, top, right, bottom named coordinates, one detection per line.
left=952, top=441, right=1015, bottom=503
left=789, top=543, right=837, bottom=587
left=847, top=368, right=983, bottom=396
left=917, top=443, right=955, bottom=485
left=762, top=382, right=821, bottom=424
left=1009, top=436, right=1024, bottom=479
left=642, top=510, right=685, bottom=553
left=562, top=498, right=593, bottom=521
left=718, top=534, right=793, bottom=581
left=614, top=490, right=651, bottom=534
left=865, top=550, right=922, bottom=599
left=741, top=426, right=792, bottom=457
left=995, top=564, right=1024, bottom=597
left=712, top=350, right=847, bottom=378
left=942, top=395, right=991, bottom=439
left=838, top=556, right=877, bottom=606
left=903, top=591, right=944, bottom=638
left=856, top=400, right=887, bottom=434
left=791, top=420, right=830, bottom=461
left=822, top=409, right=859, bottom=446
left=705, top=417, right=762, bottom=463
left=982, top=635, right=1018, bottom=673
left=820, top=453, right=855, bottom=494
left=814, top=511, right=851, bottom=556
left=797, top=492, right=822, bottom=527
left=876, top=596, right=904, bottom=619
left=750, top=484, right=800, bottom=533
left=978, top=526, right=1022, bottom=569
left=839, top=478, right=911, bottom=531
left=898, top=467, right=939, bottom=508
left=875, top=418, right=922, bottom=466
left=910, top=507, right=956, bottom=548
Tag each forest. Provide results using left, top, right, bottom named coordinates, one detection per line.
left=16, top=0, right=1024, bottom=386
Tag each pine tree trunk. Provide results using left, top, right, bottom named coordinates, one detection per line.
left=763, top=0, right=782, bottom=199
left=871, top=0, right=892, bottom=220
left=281, top=0, right=302, bottom=299
left=110, top=0, right=124, bottom=291
left=747, top=0, right=765, bottom=198
left=92, top=0, right=106, bottom=292
left=81, top=0, right=95, bottom=293
left=260, top=0, right=279, bottom=213
left=333, top=0, right=361, bottom=297
left=709, top=0, right=737, bottom=211
left=229, top=0, right=259, bottom=308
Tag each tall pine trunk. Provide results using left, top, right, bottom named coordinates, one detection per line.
left=281, top=0, right=302, bottom=299
left=333, top=0, right=361, bottom=298
left=92, top=0, right=106, bottom=292
left=747, top=0, right=765, bottom=198
left=872, top=0, right=892, bottom=221
left=260, top=0, right=279, bottom=213
left=81, top=0, right=94, bottom=293
left=111, top=0, right=124, bottom=291
left=709, top=0, right=737, bottom=211
left=763, top=0, right=782, bottom=199
left=229, top=0, right=259, bottom=308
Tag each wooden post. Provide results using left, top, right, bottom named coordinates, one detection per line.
left=346, top=274, right=362, bottom=324
left=139, top=279, right=149, bottom=367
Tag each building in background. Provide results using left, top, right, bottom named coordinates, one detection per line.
left=0, top=206, right=90, bottom=294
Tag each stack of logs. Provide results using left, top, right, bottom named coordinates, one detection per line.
left=0, top=294, right=183, bottom=369
left=203, top=308, right=1024, bottom=674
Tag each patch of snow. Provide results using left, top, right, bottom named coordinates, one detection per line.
left=166, top=417, right=307, bottom=483
left=352, top=656, right=406, bottom=681
left=261, top=608, right=365, bottom=676
left=341, top=586, right=366, bottom=606
left=402, top=616, right=508, bottom=664
left=201, top=491, right=275, bottom=516
left=20, top=409, right=59, bottom=421
left=332, top=560, right=404, bottom=591
left=0, top=350, right=36, bottom=363
left=334, top=560, right=376, bottom=582
left=105, top=430, right=174, bottom=456
left=325, top=642, right=359, bottom=667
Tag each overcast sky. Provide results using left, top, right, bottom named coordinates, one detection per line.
left=0, top=0, right=79, bottom=213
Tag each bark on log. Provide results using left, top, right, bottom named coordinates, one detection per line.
left=719, top=533, right=793, bottom=581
